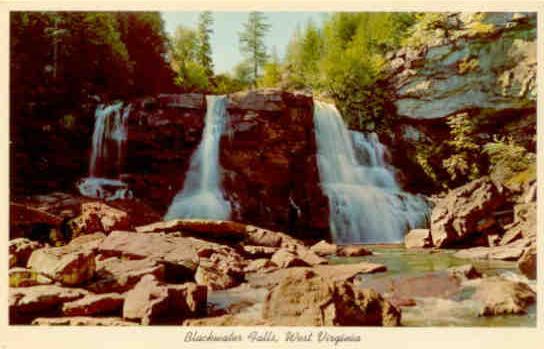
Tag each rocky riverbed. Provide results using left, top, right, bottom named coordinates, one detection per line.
left=9, top=176, right=537, bottom=326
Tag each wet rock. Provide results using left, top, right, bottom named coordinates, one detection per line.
left=27, top=244, right=96, bottom=286
left=310, top=240, right=337, bottom=256
left=62, top=293, right=124, bottom=316
left=136, top=219, right=248, bottom=242
left=123, top=275, right=207, bottom=325
left=296, top=248, right=328, bottom=265
left=404, top=229, right=433, bottom=249
left=10, top=285, right=88, bottom=315
left=262, top=269, right=400, bottom=326
left=336, top=245, right=373, bottom=257
left=32, top=316, right=136, bottom=326
left=430, top=177, right=507, bottom=247
left=270, top=249, right=309, bottom=268
left=447, top=264, right=482, bottom=280
left=9, top=238, right=44, bottom=267
left=518, top=244, right=536, bottom=280
left=87, top=257, right=165, bottom=294
left=473, top=277, right=536, bottom=316
left=98, top=231, right=199, bottom=275
left=67, top=202, right=129, bottom=237
left=68, top=232, right=107, bottom=251
left=9, top=267, right=53, bottom=287
left=244, top=225, right=304, bottom=249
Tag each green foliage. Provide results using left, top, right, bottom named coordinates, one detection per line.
left=258, top=49, right=282, bottom=88
left=442, top=113, right=481, bottom=183
left=238, top=12, right=271, bottom=86
left=196, top=11, right=214, bottom=77
left=403, top=13, right=452, bottom=47
left=483, top=136, right=536, bottom=188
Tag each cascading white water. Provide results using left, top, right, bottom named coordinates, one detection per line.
left=164, top=95, right=231, bottom=220
left=78, top=102, right=132, bottom=201
left=313, top=101, right=428, bottom=244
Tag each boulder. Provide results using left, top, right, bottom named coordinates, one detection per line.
left=243, top=259, right=277, bottom=273
left=242, top=245, right=279, bottom=258
left=9, top=238, right=44, bottom=267
left=9, top=267, right=53, bottom=287
left=10, top=202, right=64, bottom=240
left=270, top=249, right=310, bottom=268
left=473, top=277, right=536, bottom=316
left=10, top=285, right=88, bottom=315
left=447, top=264, right=482, bottom=280
left=195, top=246, right=246, bottom=290
left=518, top=244, right=536, bottom=280
left=135, top=219, right=248, bottom=242
left=27, top=244, right=96, bottom=286
left=337, top=245, right=373, bottom=257
left=98, top=231, right=200, bottom=275
left=62, top=293, right=124, bottom=316
left=32, top=316, right=136, bottom=326
left=262, top=269, right=400, bottom=326
left=454, top=238, right=530, bottom=261
left=310, top=240, right=337, bottom=256
left=87, top=257, right=165, bottom=294
left=123, top=275, right=207, bottom=325
left=404, top=229, right=433, bottom=249
left=67, top=202, right=129, bottom=237
left=430, top=177, right=507, bottom=247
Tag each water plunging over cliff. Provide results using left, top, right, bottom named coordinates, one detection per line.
left=164, top=95, right=231, bottom=220
left=78, top=102, right=132, bottom=201
left=313, top=101, right=428, bottom=244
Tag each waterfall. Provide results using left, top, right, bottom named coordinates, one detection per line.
left=78, top=102, right=132, bottom=201
left=164, top=95, right=231, bottom=220
left=313, top=101, right=428, bottom=244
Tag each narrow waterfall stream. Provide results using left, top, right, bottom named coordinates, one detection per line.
left=313, top=101, right=429, bottom=244
left=164, top=95, right=231, bottom=220
left=78, top=102, right=132, bottom=200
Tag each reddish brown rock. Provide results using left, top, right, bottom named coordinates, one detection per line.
left=336, top=245, right=373, bottom=257
left=404, top=229, right=433, bottom=249
left=67, top=202, right=129, bottom=237
left=9, top=238, right=44, bottom=267
left=447, top=264, right=482, bottom=280
left=244, top=259, right=277, bottom=273
left=310, top=240, right=337, bottom=256
left=27, top=244, right=96, bottom=286
left=222, top=89, right=329, bottom=239
left=262, top=269, right=400, bottom=326
left=87, top=257, right=165, bottom=294
left=98, top=231, right=199, bottom=274
left=32, top=316, right=136, bottom=326
left=430, top=177, right=507, bottom=248
left=123, top=275, right=206, bottom=325
left=473, top=277, right=536, bottom=316
left=136, top=219, right=247, bottom=242
left=195, top=246, right=246, bottom=290
left=270, top=249, right=310, bottom=269
left=518, top=244, right=536, bottom=280
left=62, top=293, right=124, bottom=316
left=242, top=245, right=279, bottom=258
left=10, top=285, right=88, bottom=315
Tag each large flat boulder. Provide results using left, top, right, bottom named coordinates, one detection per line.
left=404, top=229, right=433, bottom=249
left=430, top=177, right=507, bottom=247
left=98, top=231, right=200, bottom=274
left=135, top=219, right=248, bottom=242
left=87, top=257, right=165, bottom=294
left=262, top=269, right=400, bottom=326
left=473, top=277, right=536, bottom=316
left=67, top=202, right=129, bottom=237
left=62, top=293, right=124, bottom=316
left=10, top=285, right=88, bottom=316
left=123, top=275, right=207, bottom=325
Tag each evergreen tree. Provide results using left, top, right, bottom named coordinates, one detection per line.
left=196, top=11, right=214, bottom=77
left=238, top=11, right=271, bottom=86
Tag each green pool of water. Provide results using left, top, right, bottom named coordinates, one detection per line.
left=330, top=244, right=536, bottom=327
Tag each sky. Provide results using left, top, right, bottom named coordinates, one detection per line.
left=161, top=12, right=327, bottom=74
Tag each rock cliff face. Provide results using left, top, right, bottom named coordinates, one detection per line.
left=384, top=12, right=537, bottom=192
left=222, top=90, right=329, bottom=238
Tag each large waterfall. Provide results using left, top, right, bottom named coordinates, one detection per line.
left=164, top=95, right=231, bottom=220
left=314, top=101, right=428, bottom=244
left=78, top=102, right=132, bottom=201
